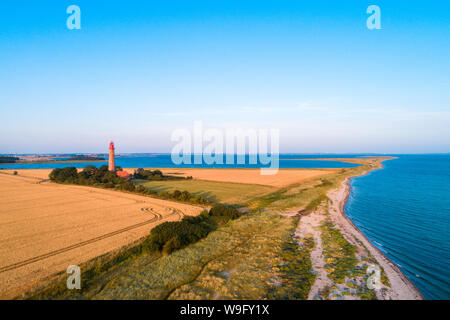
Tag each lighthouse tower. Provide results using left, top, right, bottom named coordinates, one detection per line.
left=108, top=141, right=115, bottom=171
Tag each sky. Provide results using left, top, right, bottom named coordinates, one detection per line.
left=0, top=0, right=449, bottom=154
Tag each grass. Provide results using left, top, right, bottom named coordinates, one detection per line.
left=320, top=220, right=358, bottom=284
left=21, top=238, right=161, bottom=300
left=250, top=157, right=390, bottom=211
left=167, top=211, right=315, bottom=300
left=23, top=211, right=314, bottom=300
left=250, top=172, right=345, bottom=211
left=135, top=179, right=275, bottom=205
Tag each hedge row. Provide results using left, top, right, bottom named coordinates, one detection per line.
left=145, top=204, right=242, bottom=254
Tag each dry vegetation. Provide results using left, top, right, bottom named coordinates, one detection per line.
left=130, top=168, right=338, bottom=188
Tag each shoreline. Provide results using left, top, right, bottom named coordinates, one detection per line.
left=327, top=165, right=424, bottom=300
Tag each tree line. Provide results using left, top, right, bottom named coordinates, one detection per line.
left=133, top=168, right=193, bottom=181
left=0, top=156, right=19, bottom=163
left=49, top=165, right=211, bottom=204
left=144, top=204, right=242, bottom=254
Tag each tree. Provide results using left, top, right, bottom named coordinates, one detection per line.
left=172, top=190, right=182, bottom=199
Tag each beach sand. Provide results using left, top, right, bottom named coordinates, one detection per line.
left=327, top=173, right=423, bottom=300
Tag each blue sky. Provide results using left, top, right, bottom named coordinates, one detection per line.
left=0, top=0, right=449, bottom=153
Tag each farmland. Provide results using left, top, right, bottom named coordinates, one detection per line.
left=0, top=172, right=203, bottom=299
left=135, top=179, right=276, bottom=204
left=2, top=159, right=391, bottom=300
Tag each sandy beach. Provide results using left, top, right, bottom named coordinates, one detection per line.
left=327, top=171, right=423, bottom=300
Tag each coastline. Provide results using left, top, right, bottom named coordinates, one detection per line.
left=327, top=165, right=424, bottom=300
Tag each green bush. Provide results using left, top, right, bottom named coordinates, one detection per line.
left=208, top=204, right=241, bottom=220
left=49, top=165, right=129, bottom=187
left=136, top=185, right=146, bottom=193
left=162, top=237, right=182, bottom=255
left=146, top=205, right=241, bottom=254
left=49, top=167, right=78, bottom=183
left=147, top=215, right=216, bottom=252
left=180, top=190, right=191, bottom=201
left=120, top=181, right=136, bottom=192
left=172, top=190, right=182, bottom=199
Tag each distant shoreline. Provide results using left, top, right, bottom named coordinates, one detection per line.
left=0, top=159, right=106, bottom=165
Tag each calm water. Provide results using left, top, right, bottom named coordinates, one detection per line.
left=345, top=155, right=450, bottom=300
left=0, top=154, right=360, bottom=169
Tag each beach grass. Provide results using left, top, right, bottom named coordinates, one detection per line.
left=23, top=211, right=314, bottom=300
left=320, top=220, right=358, bottom=284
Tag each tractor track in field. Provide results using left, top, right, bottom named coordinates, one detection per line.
left=0, top=207, right=186, bottom=274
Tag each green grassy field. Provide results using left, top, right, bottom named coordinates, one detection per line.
left=135, top=179, right=276, bottom=204
left=24, top=211, right=314, bottom=300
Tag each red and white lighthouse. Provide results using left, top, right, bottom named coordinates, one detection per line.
left=108, top=141, right=115, bottom=171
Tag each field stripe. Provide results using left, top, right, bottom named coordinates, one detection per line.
left=0, top=211, right=166, bottom=274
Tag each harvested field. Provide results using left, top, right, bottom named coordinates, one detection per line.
left=0, top=168, right=337, bottom=188
left=0, top=173, right=203, bottom=299
left=133, top=168, right=337, bottom=188
left=0, top=169, right=53, bottom=180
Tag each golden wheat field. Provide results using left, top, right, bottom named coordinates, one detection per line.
left=132, top=168, right=337, bottom=187
left=0, top=168, right=336, bottom=188
left=0, top=172, right=203, bottom=299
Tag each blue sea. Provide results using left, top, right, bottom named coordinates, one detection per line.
left=2, top=153, right=448, bottom=299
left=0, top=154, right=361, bottom=169
left=345, top=155, right=450, bottom=300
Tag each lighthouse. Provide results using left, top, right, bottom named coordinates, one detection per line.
left=108, top=141, right=115, bottom=171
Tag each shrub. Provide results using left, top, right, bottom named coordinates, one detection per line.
left=147, top=214, right=216, bottom=253
left=49, top=167, right=78, bottom=183
left=159, top=191, right=170, bottom=199
left=162, top=237, right=182, bottom=255
left=136, top=185, right=146, bottom=193
left=121, top=181, right=136, bottom=192
left=208, top=204, right=241, bottom=220
left=172, top=190, right=182, bottom=199
left=180, top=190, right=191, bottom=201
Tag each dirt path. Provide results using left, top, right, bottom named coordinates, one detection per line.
left=295, top=208, right=330, bottom=300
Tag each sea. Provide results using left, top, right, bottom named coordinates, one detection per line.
left=344, top=154, right=450, bottom=300
left=1, top=153, right=448, bottom=299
